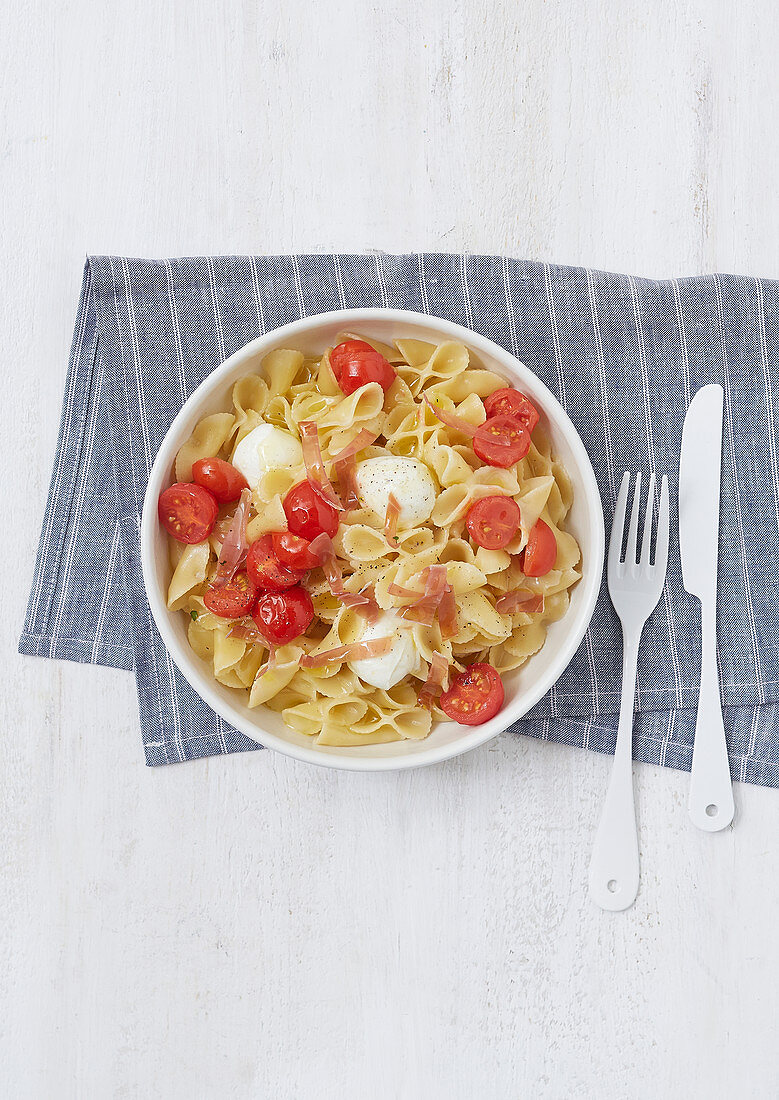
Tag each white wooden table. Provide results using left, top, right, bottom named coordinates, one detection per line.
left=3, top=2, right=778, bottom=1096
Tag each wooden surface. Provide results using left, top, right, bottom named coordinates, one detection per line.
left=3, top=1, right=779, bottom=1097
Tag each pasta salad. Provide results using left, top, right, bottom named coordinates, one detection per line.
left=158, top=335, right=581, bottom=746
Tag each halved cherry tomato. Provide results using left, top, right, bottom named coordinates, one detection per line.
left=272, top=531, right=319, bottom=571
left=521, top=519, right=558, bottom=577
left=466, top=496, right=521, bottom=550
left=158, top=482, right=218, bottom=544
left=330, top=340, right=396, bottom=395
left=440, top=663, right=504, bottom=726
left=473, top=415, right=530, bottom=468
left=203, top=571, right=258, bottom=618
left=252, top=586, right=314, bottom=645
left=483, top=388, right=540, bottom=433
left=246, top=535, right=305, bottom=592
left=283, top=481, right=339, bottom=541
left=192, top=457, right=248, bottom=504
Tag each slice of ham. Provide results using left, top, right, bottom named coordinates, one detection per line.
left=496, top=589, right=545, bottom=614
left=330, top=428, right=378, bottom=464
left=228, top=618, right=278, bottom=676
left=300, top=637, right=392, bottom=669
left=300, top=421, right=343, bottom=511
left=391, top=564, right=457, bottom=636
left=384, top=493, right=401, bottom=547
left=213, top=488, right=251, bottom=588
left=334, top=452, right=361, bottom=510
left=387, top=580, right=424, bottom=600
left=309, top=533, right=381, bottom=619
left=418, top=652, right=450, bottom=709
left=423, top=395, right=478, bottom=438
left=254, top=643, right=278, bottom=678
left=400, top=563, right=449, bottom=626
left=438, top=583, right=458, bottom=639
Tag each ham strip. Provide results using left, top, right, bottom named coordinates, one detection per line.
left=384, top=493, right=401, bottom=547
left=330, top=428, right=378, bottom=464
left=213, top=488, right=251, bottom=588
left=418, top=652, right=450, bottom=709
left=334, top=453, right=361, bottom=510
left=400, top=564, right=448, bottom=626
left=423, top=395, right=478, bottom=437
left=300, top=637, right=392, bottom=668
left=437, top=584, right=458, bottom=639
left=496, top=589, right=545, bottom=614
left=227, top=617, right=263, bottom=643
left=300, top=421, right=344, bottom=510
left=309, top=533, right=381, bottom=619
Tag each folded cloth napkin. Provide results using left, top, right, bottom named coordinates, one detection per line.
left=19, top=254, right=779, bottom=782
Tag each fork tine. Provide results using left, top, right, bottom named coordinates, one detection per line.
left=625, top=471, right=641, bottom=565
left=640, top=472, right=656, bottom=566
left=653, top=475, right=670, bottom=576
left=609, top=471, right=631, bottom=567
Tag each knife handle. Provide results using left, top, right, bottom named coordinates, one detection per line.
left=689, top=599, right=734, bottom=832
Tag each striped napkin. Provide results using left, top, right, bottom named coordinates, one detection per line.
left=19, top=255, right=779, bottom=783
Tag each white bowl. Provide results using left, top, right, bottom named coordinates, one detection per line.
left=141, top=309, right=604, bottom=771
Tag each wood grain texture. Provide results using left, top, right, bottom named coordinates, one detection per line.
left=2, top=0, right=779, bottom=1097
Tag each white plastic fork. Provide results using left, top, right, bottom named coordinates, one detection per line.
left=588, top=470, right=670, bottom=912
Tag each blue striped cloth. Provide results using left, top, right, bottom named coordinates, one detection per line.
left=19, top=255, right=779, bottom=782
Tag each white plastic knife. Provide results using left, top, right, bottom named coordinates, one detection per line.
left=679, top=383, right=734, bottom=831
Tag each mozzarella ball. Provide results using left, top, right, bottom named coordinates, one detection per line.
left=355, top=456, right=437, bottom=528
left=231, top=424, right=303, bottom=490
left=349, top=611, right=420, bottom=690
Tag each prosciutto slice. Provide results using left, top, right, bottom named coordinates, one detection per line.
left=300, top=421, right=343, bottom=510
left=300, top=637, right=392, bottom=669
left=496, top=589, right=545, bottom=614
left=213, top=488, right=251, bottom=588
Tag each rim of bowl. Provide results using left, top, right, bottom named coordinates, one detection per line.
left=141, top=308, right=604, bottom=771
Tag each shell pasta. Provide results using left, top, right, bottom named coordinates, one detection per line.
left=158, top=335, right=581, bottom=747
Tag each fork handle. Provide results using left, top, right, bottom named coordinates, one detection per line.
left=688, top=599, right=734, bottom=831
left=588, top=632, right=640, bottom=911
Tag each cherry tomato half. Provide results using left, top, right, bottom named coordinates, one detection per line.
left=330, top=340, right=396, bottom=396
left=158, top=482, right=218, bottom=544
left=466, top=496, right=521, bottom=550
left=272, top=531, right=319, bottom=571
left=283, top=481, right=339, bottom=541
left=440, top=663, right=505, bottom=726
left=483, top=388, right=540, bottom=433
left=203, top=571, right=258, bottom=618
left=246, top=535, right=306, bottom=592
left=192, top=457, right=248, bottom=504
left=252, top=586, right=314, bottom=645
left=473, top=415, right=530, bottom=468
left=521, top=519, right=558, bottom=577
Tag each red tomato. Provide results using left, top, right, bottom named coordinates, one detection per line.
left=483, top=388, right=540, bottom=433
left=473, top=415, right=530, bottom=468
left=466, top=496, right=521, bottom=550
left=246, top=535, right=305, bottom=592
left=252, top=586, right=314, bottom=645
left=440, top=663, right=505, bottom=726
left=283, top=481, right=339, bottom=541
left=158, top=482, right=218, bottom=544
left=272, top=531, right=319, bottom=571
left=521, top=519, right=558, bottom=577
left=203, top=571, right=258, bottom=618
left=192, top=457, right=248, bottom=504
left=330, top=340, right=396, bottom=395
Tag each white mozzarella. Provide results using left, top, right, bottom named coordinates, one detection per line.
left=231, top=424, right=303, bottom=489
left=348, top=611, right=420, bottom=691
left=355, top=456, right=437, bottom=528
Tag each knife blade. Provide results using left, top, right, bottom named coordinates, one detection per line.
left=679, top=384, right=723, bottom=600
left=678, top=383, right=734, bottom=831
